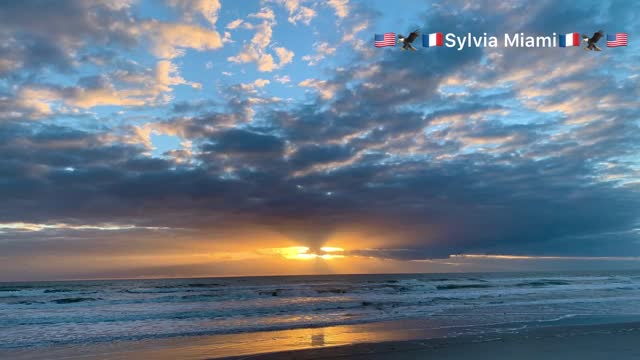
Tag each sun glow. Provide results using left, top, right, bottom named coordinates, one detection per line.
left=320, top=246, right=344, bottom=253
left=260, top=246, right=345, bottom=260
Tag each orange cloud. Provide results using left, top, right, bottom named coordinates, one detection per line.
left=15, top=59, right=201, bottom=113
left=141, top=21, right=223, bottom=59
left=327, top=0, right=349, bottom=18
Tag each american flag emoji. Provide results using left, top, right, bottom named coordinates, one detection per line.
left=606, top=33, right=628, bottom=47
left=374, top=33, right=396, bottom=48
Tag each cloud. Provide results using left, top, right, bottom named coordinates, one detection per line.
left=227, top=7, right=294, bottom=72
left=288, top=5, right=316, bottom=25
left=1, top=0, right=640, bottom=280
left=238, top=78, right=271, bottom=93
left=268, top=0, right=316, bottom=25
left=0, top=1, right=138, bottom=77
left=0, top=222, right=171, bottom=232
left=274, top=75, right=291, bottom=84
left=302, top=42, right=337, bottom=65
left=249, top=7, right=276, bottom=21
left=202, top=128, right=285, bottom=155
left=274, top=47, right=295, bottom=66
left=14, top=82, right=145, bottom=113
left=222, top=31, right=234, bottom=44
left=165, top=0, right=221, bottom=28
left=226, top=19, right=244, bottom=29
left=327, top=0, right=349, bottom=18
left=342, top=20, right=369, bottom=42
left=288, top=144, right=354, bottom=170
left=254, top=79, right=271, bottom=88
left=298, top=78, right=339, bottom=99
left=7, top=59, right=200, bottom=114
left=140, top=21, right=223, bottom=59
left=156, top=60, right=202, bottom=90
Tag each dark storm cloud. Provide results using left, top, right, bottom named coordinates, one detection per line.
left=288, top=145, right=354, bottom=169
left=202, top=128, right=285, bottom=155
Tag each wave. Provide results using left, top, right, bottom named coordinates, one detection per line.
left=258, top=290, right=282, bottom=296
left=8, top=300, right=46, bottom=305
left=181, top=294, right=220, bottom=301
left=516, top=280, right=571, bottom=287
left=120, top=284, right=226, bottom=294
left=436, top=284, right=492, bottom=290
left=51, top=297, right=100, bottom=304
left=2, top=272, right=640, bottom=350
left=121, top=288, right=199, bottom=294
left=316, top=288, right=349, bottom=294
left=186, top=283, right=225, bottom=288
left=0, top=287, right=23, bottom=292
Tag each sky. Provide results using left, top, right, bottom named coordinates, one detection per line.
left=0, top=0, right=639, bottom=281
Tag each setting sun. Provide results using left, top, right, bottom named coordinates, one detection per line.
left=260, top=246, right=345, bottom=260
left=320, top=247, right=345, bottom=253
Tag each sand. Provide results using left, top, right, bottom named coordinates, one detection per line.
left=226, top=322, right=640, bottom=360
left=2, top=321, right=639, bottom=359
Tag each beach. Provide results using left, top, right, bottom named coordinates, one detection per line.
left=2, top=320, right=639, bottom=359
left=228, top=321, right=640, bottom=360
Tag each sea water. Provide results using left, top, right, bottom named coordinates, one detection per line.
left=1, top=271, right=640, bottom=349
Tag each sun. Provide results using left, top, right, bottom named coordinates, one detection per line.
left=261, top=246, right=345, bottom=260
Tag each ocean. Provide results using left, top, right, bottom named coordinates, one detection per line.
left=1, top=271, right=640, bottom=349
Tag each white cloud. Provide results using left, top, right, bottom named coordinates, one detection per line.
left=239, top=78, right=271, bottom=93
left=0, top=222, right=172, bottom=232
left=102, top=0, right=136, bottom=10
left=269, top=0, right=316, bottom=25
left=298, top=78, right=338, bottom=99
left=301, top=42, right=336, bottom=65
left=166, top=0, right=221, bottom=28
left=289, top=5, right=315, bottom=25
left=223, top=31, right=233, bottom=44
left=227, top=8, right=295, bottom=72
left=248, top=7, right=276, bottom=21
left=274, top=75, right=291, bottom=84
left=342, top=20, right=369, bottom=42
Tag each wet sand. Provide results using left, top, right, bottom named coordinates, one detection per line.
left=226, top=321, right=640, bottom=360
left=2, top=320, right=639, bottom=359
